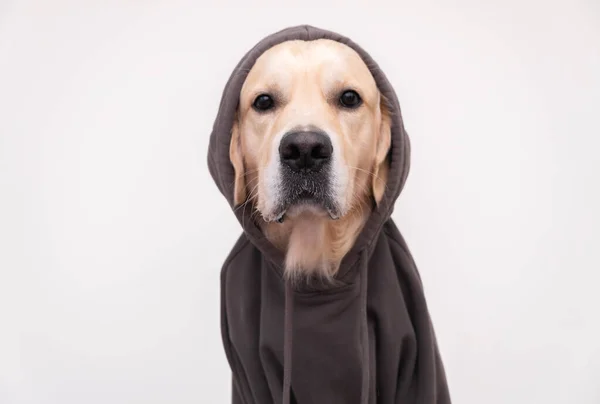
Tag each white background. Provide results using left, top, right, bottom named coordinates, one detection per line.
left=1, top=1, right=599, bottom=403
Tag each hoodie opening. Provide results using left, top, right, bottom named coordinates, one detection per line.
left=207, top=24, right=411, bottom=284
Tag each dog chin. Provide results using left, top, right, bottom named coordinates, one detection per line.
left=285, top=202, right=330, bottom=219
left=262, top=197, right=341, bottom=224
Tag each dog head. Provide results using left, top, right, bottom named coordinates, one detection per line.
left=230, top=39, right=391, bottom=225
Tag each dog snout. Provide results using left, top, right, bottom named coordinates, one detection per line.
left=279, top=131, right=333, bottom=172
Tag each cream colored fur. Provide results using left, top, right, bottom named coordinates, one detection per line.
left=230, top=39, right=391, bottom=280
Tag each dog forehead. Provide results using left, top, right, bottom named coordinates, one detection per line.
left=244, top=40, right=371, bottom=89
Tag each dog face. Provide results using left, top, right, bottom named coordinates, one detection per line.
left=230, top=39, right=391, bottom=224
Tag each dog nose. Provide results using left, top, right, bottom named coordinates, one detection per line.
left=279, top=131, right=333, bottom=172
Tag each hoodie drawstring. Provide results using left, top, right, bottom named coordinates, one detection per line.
left=281, top=250, right=371, bottom=404
left=282, top=280, right=294, bottom=404
left=359, top=249, right=370, bottom=404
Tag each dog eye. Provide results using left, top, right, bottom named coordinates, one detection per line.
left=339, top=90, right=362, bottom=109
left=252, top=94, right=275, bottom=111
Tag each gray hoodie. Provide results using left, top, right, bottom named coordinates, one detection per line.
left=207, top=24, right=452, bottom=404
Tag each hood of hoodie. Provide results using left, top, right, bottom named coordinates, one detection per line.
left=207, top=24, right=411, bottom=278
left=207, top=25, right=451, bottom=404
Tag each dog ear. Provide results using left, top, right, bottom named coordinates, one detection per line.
left=229, top=117, right=247, bottom=206
left=372, top=96, right=392, bottom=206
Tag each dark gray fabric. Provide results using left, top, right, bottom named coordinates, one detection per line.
left=208, top=24, right=451, bottom=404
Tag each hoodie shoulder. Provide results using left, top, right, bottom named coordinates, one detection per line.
left=382, top=219, right=424, bottom=286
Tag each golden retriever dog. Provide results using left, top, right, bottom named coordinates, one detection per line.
left=229, top=39, right=391, bottom=281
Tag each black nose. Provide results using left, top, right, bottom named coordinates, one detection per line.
left=279, top=131, right=333, bottom=172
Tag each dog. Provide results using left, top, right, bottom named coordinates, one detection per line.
left=208, top=25, right=451, bottom=404
left=229, top=38, right=391, bottom=282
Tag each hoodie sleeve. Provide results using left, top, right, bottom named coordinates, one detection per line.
left=384, top=222, right=452, bottom=404
left=232, top=378, right=243, bottom=404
